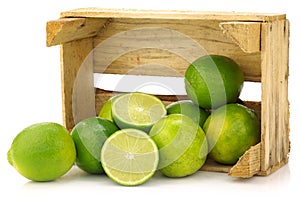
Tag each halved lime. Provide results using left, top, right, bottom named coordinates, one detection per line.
left=101, top=129, right=159, bottom=186
left=111, top=92, right=167, bottom=132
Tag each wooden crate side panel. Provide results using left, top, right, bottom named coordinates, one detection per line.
left=93, top=18, right=261, bottom=82
left=60, top=37, right=95, bottom=130
left=260, top=19, right=289, bottom=174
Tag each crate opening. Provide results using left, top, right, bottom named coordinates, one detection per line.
left=94, top=73, right=261, bottom=101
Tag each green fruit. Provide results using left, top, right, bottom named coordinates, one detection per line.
left=98, top=94, right=123, bottom=122
left=112, top=92, right=167, bottom=132
left=184, top=55, right=244, bottom=109
left=7, top=122, right=76, bottom=182
left=149, top=114, right=208, bottom=177
left=101, top=129, right=159, bottom=186
left=166, top=100, right=209, bottom=127
left=203, top=104, right=260, bottom=165
left=71, top=117, right=119, bottom=174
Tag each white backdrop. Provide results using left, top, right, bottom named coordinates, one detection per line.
left=0, top=1, right=299, bottom=199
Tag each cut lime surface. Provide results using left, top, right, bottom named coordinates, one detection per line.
left=112, top=92, right=167, bottom=132
left=101, top=129, right=159, bottom=186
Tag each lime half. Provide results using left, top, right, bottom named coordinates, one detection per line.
left=101, top=129, right=159, bottom=186
left=112, top=92, right=167, bottom=132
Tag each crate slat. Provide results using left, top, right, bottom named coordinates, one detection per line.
left=46, top=18, right=108, bottom=47
left=93, top=18, right=261, bottom=82
left=260, top=19, right=290, bottom=175
left=60, top=37, right=95, bottom=129
left=229, top=143, right=261, bottom=178
left=219, top=22, right=261, bottom=53
left=60, top=8, right=285, bottom=22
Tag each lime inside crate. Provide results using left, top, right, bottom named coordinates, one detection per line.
left=46, top=8, right=290, bottom=178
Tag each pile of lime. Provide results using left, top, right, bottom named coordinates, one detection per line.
left=7, top=55, right=260, bottom=186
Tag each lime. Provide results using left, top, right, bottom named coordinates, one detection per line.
left=149, top=114, right=208, bottom=177
left=184, top=55, right=244, bottom=109
left=112, top=92, right=167, bottom=132
left=7, top=122, right=76, bottom=182
left=166, top=100, right=209, bottom=127
left=98, top=94, right=123, bottom=122
left=101, top=129, right=159, bottom=186
left=203, top=103, right=260, bottom=165
left=71, top=117, right=119, bottom=174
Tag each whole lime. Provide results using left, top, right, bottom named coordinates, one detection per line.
left=203, top=104, right=260, bottom=165
left=184, top=55, right=244, bottom=109
left=98, top=94, right=123, bottom=122
left=71, top=117, right=119, bottom=174
left=7, top=122, right=76, bottom=182
left=149, top=114, right=208, bottom=177
left=166, top=100, right=209, bottom=127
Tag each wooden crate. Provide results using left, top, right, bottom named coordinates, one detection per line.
left=46, top=8, right=290, bottom=178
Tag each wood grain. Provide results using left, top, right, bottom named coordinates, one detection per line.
left=47, top=18, right=108, bottom=46
left=260, top=19, right=290, bottom=174
left=60, top=8, right=286, bottom=22
left=220, top=22, right=261, bottom=53
left=93, top=18, right=261, bottom=82
left=60, top=37, right=95, bottom=130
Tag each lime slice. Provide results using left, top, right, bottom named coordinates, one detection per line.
left=112, top=92, right=167, bottom=132
left=101, top=129, right=159, bottom=186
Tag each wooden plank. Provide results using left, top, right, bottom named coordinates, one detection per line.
left=277, top=20, right=290, bottom=165
left=201, top=158, right=231, bottom=173
left=60, top=8, right=285, bottom=22
left=260, top=19, right=290, bottom=174
left=60, top=37, right=95, bottom=130
left=93, top=18, right=261, bottom=82
left=47, top=18, right=108, bottom=46
left=229, top=143, right=261, bottom=178
left=220, top=22, right=261, bottom=53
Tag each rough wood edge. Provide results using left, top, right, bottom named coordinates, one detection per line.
left=220, top=22, right=261, bottom=53
left=258, top=156, right=289, bottom=176
left=60, top=8, right=286, bottom=22
left=46, top=18, right=107, bottom=46
left=260, top=19, right=290, bottom=173
left=229, top=143, right=261, bottom=178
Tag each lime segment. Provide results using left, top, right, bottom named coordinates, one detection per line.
left=112, top=92, right=167, bottom=132
left=101, top=129, right=159, bottom=186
